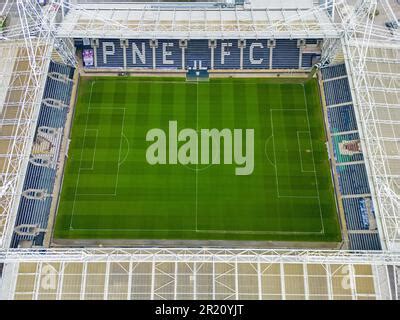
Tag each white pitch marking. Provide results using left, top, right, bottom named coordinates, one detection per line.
left=70, top=82, right=126, bottom=228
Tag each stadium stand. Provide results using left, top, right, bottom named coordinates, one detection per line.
left=321, top=63, right=381, bottom=250
left=155, top=40, right=181, bottom=69
left=348, top=233, right=382, bottom=251
left=331, top=132, right=364, bottom=163
left=97, top=39, right=124, bottom=69
left=49, top=61, right=75, bottom=79
left=78, top=38, right=321, bottom=70
left=126, top=40, right=153, bottom=69
left=343, top=197, right=371, bottom=230
left=336, top=164, right=371, bottom=195
left=272, top=39, right=300, bottom=69
left=326, top=104, right=358, bottom=133
left=11, top=61, right=74, bottom=248
left=11, top=190, right=53, bottom=247
left=320, top=63, right=347, bottom=79
left=214, top=40, right=241, bottom=69
left=323, top=78, right=353, bottom=106
left=242, top=40, right=270, bottom=69
left=186, top=39, right=211, bottom=69
left=37, top=102, right=69, bottom=129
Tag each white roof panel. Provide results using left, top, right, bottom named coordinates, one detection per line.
left=57, top=5, right=339, bottom=39
left=250, top=0, right=314, bottom=9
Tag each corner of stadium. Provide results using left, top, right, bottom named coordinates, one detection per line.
left=0, top=0, right=399, bottom=300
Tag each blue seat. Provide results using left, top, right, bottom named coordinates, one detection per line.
left=323, top=78, right=352, bottom=105
left=348, top=233, right=382, bottom=250
left=321, top=64, right=347, bottom=79
left=327, top=105, right=358, bottom=133
left=337, top=164, right=371, bottom=195
left=272, top=39, right=299, bottom=69
left=343, top=197, right=370, bottom=230
left=186, top=39, right=211, bottom=69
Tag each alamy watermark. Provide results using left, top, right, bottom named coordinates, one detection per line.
left=146, top=121, right=254, bottom=175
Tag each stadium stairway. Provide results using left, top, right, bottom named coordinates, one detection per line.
left=301, top=53, right=315, bottom=69
left=186, top=40, right=211, bottom=69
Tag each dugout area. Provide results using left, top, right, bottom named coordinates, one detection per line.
left=53, top=76, right=341, bottom=244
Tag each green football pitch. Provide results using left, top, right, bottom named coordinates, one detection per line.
left=54, top=77, right=341, bottom=242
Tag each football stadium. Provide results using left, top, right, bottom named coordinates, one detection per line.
left=0, top=0, right=399, bottom=300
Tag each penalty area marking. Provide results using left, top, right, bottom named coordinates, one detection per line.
left=270, top=108, right=319, bottom=199
left=269, top=103, right=324, bottom=234
left=73, top=107, right=126, bottom=197
left=70, top=81, right=127, bottom=229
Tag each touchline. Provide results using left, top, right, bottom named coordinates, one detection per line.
left=146, top=120, right=255, bottom=175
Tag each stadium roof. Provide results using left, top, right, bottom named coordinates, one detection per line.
left=0, top=248, right=399, bottom=300
left=56, top=1, right=340, bottom=39
left=0, top=40, right=52, bottom=248
left=344, top=40, right=400, bottom=251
